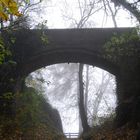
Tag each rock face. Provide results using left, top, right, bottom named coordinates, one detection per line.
left=40, top=96, right=63, bottom=133
left=24, top=86, right=63, bottom=133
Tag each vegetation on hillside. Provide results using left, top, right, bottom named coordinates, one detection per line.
left=82, top=122, right=139, bottom=140
left=0, top=86, right=65, bottom=140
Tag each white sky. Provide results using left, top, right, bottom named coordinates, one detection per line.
left=30, top=0, right=137, bottom=28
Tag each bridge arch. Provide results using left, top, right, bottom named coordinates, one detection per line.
left=23, top=47, right=119, bottom=76
left=11, top=28, right=131, bottom=76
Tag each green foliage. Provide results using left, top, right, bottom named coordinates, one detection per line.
left=0, top=0, right=22, bottom=21
left=40, top=26, right=49, bottom=46
left=35, top=20, right=49, bottom=45
left=0, top=31, right=18, bottom=66
left=41, top=33, right=49, bottom=45
left=15, top=89, right=42, bottom=128
left=0, top=92, right=14, bottom=100
left=0, top=35, right=12, bottom=64
left=103, top=29, right=140, bottom=65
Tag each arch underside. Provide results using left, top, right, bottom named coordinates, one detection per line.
left=22, top=48, right=119, bottom=76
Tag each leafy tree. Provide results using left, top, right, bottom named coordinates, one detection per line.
left=0, top=0, right=44, bottom=29
left=0, top=0, right=22, bottom=21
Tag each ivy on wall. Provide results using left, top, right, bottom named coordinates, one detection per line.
left=103, top=28, right=140, bottom=67
left=0, top=35, right=11, bottom=64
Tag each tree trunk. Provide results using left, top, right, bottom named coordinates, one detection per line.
left=84, top=65, right=89, bottom=116
left=78, top=63, right=90, bottom=133
left=79, top=114, right=83, bottom=134
left=106, top=0, right=118, bottom=27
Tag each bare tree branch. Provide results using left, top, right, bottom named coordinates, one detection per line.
left=111, top=0, right=140, bottom=23
left=106, top=0, right=118, bottom=27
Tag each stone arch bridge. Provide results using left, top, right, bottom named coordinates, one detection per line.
left=11, top=28, right=128, bottom=75
left=1, top=28, right=140, bottom=128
